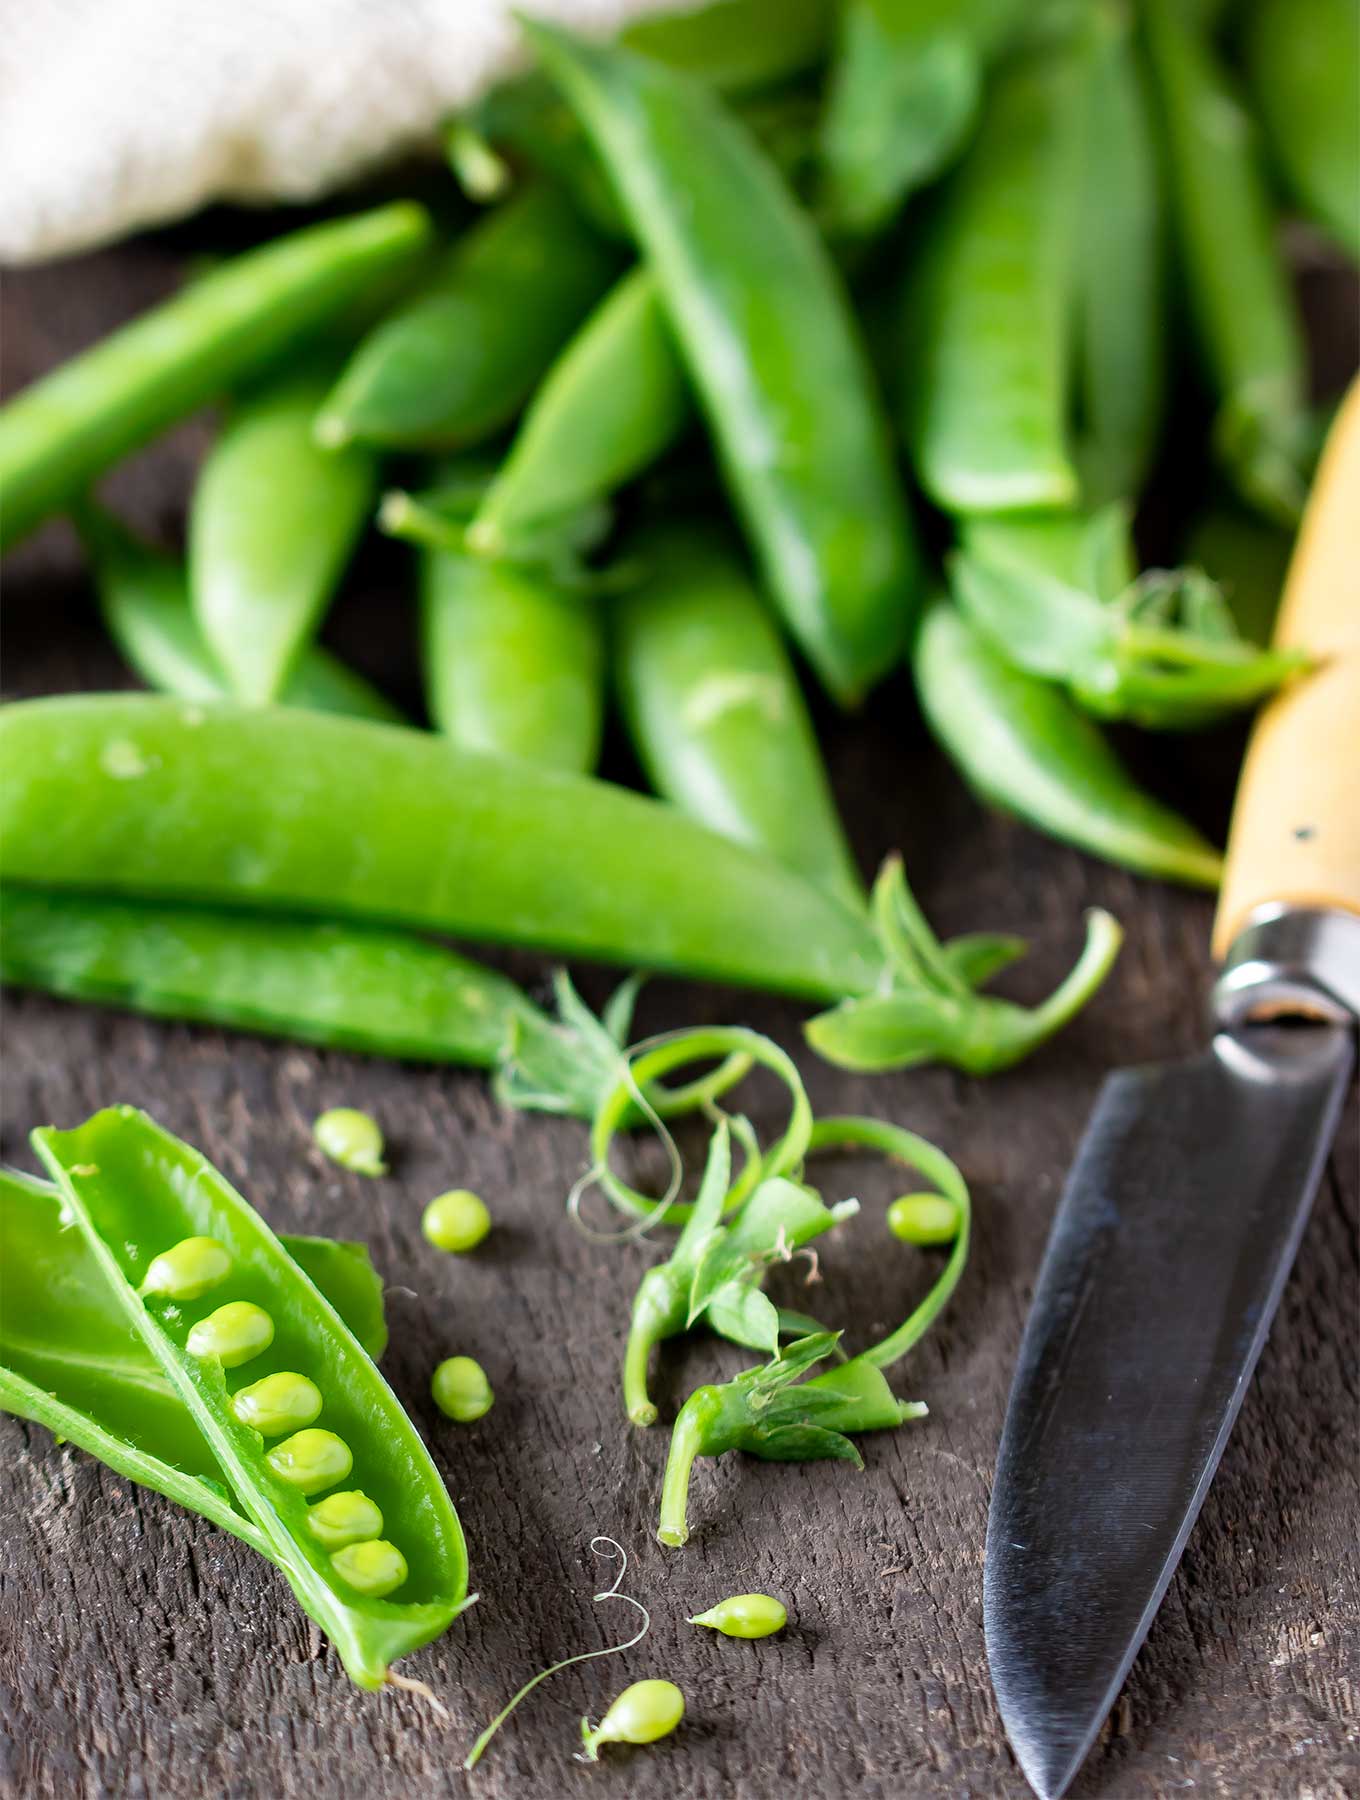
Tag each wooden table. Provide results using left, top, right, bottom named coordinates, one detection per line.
left=2, top=230, right=1356, bottom=1800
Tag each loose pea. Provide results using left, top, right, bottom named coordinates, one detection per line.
left=432, top=1355, right=493, bottom=1423
left=421, top=1188, right=491, bottom=1253
left=580, top=1679, right=685, bottom=1761
left=186, top=1299, right=275, bottom=1367
left=331, top=1538, right=409, bottom=1599
left=313, top=1107, right=387, bottom=1176
left=139, top=1235, right=232, bottom=1301
left=232, top=1371, right=324, bottom=1435
left=308, top=1490, right=385, bottom=1551
left=886, top=1192, right=961, bottom=1246
left=688, top=1592, right=787, bottom=1639
left=266, top=1428, right=354, bottom=1495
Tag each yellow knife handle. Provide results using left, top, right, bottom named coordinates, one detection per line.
left=1213, top=378, right=1360, bottom=959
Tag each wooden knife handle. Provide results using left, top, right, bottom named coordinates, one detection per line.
left=1213, top=379, right=1360, bottom=959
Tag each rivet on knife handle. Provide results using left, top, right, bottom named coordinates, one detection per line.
left=1213, top=376, right=1360, bottom=958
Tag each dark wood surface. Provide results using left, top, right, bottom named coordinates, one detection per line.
left=1, top=235, right=1357, bottom=1800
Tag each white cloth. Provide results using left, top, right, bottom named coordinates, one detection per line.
left=0, top=0, right=679, bottom=265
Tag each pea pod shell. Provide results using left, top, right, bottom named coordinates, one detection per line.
left=31, top=1108, right=469, bottom=1688
left=912, top=599, right=1223, bottom=887
left=612, top=524, right=863, bottom=908
left=420, top=547, right=604, bottom=772
left=189, top=367, right=377, bottom=703
left=0, top=203, right=431, bottom=553
left=0, top=696, right=885, bottom=1003
left=525, top=20, right=919, bottom=707
left=81, top=506, right=402, bottom=722
left=317, top=185, right=620, bottom=451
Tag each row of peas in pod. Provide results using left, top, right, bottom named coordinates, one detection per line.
left=3, top=0, right=1354, bottom=1087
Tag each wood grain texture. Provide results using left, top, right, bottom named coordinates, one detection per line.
left=1, top=232, right=1357, bottom=1800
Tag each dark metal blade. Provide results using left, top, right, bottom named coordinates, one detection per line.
left=985, top=1022, right=1353, bottom=1800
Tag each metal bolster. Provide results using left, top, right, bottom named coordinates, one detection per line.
left=1214, top=905, right=1360, bottom=1032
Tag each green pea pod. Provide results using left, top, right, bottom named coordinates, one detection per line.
left=524, top=18, right=919, bottom=707
left=1072, top=4, right=1166, bottom=506
left=0, top=203, right=431, bottom=554
left=316, top=186, right=620, bottom=451
left=0, top=695, right=885, bottom=1004
left=29, top=1108, right=471, bottom=1689
left=951, top=509, right=1308, bottom=729
left=80, top=505, right=402, bottom=722
left=612, top=524, right=864, bottom=908
left=188, top=367, right=377, bottom=703
left=1182, top=501, right=1293, bottom=647
left=622, top=0, right=833, bottom=92
left=902, top=32, right=1088, bottom=513
left=1144, top=0, right=1311, bottom=524
left=1241, top=0, right=1359, bottom=261
left=468, top=268, right=691, bottom=557
left=420, top=545, right=604, bottom=771
left=912, top=597, right=1224, bottom=887
left=819, top=0, right=1025, bottom=238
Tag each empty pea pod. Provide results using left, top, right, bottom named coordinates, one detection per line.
left=419, top=542, right=605, bottom=772
left=315, top=185, right=621, bottom=452
left=188, top=363, right=377, bottom=704
left=1144, top=0, right=1311, bottom=524
left=28, top=1107, right=470, bottom=1688
left=468, top=267, right=691, bottom=558
left=79, top=505, right=403, bottom=722
left=525, top=19, right=920, bottom=707
left=612, top=523, right=864, bottom=910
left=0, top=202, right=431, bottom=554
left=912, top=596, right=1224, bottom=888
left=0, top=1166, right=389, bottom=1565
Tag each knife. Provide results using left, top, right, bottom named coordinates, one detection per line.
left=984, top=379, right=1360, bottom=1800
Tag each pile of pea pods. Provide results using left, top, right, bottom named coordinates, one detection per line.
left=2, top=0, right=1355, bottom=1087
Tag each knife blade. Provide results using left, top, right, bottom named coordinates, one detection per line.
left=985, top=377, right=1360, bottom=1799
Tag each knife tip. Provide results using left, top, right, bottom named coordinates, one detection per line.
left=1013, top=1734, right=1087, bottom=1800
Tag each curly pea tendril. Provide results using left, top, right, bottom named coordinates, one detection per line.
left=464, top=1537, right=652, bottom=1771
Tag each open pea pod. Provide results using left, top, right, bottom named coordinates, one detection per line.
left=29, top=1109, right=471, bottom=1689
left=1, top=1167, right=387, bottom=1559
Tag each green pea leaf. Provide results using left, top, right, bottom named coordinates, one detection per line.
left=741, top=1423, right=864, bottom=1465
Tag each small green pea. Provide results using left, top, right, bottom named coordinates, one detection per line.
left=139, top=1235, right=232, bottom=1301
left=308, top=1490, right=385, bottom=1551
left=688, top=1592, right=787, bottom=1638
left=266, top=1428, right=353, bottom=1495
left=313, top=1107, right=387, bottom=1176
left=421, top=1188, right=491, bottom=1253
left=331, top=1538, right=409, bottom=1598
left=232, top=1371, right=324, bottom=1435
left=886, top=1192, right=960, bottom=1246
left=186, top=1300, right=275, bottom=1367
left=432, top=1355, right=493, bottom=1422
left=580, top=1679, right=685, bottom=1761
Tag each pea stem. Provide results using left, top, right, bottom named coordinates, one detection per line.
left=657, top=1406, right=705, bottom=1547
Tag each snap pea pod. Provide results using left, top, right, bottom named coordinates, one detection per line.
left=0, top=203, right=431, bottom=554
left=467, top=268, right=691, bottom=558
left=0, top=694, right=885, bottom=1005
left=1182, top=501, right=1293, bottom=647
left=315, top=186, right=620, bottom=451
left=612, top=523, right=864, bottom=908
left=1072, top=2, right=1165, bottom=506
left=912, top=598, right=1224, bottom=887
left=420, top=545, right=604, bottom=771
left=189, top=365, right=377, bottom=703
left=525, top=19, right=919, bottom=708
left=819, top=0, right=1026, bottom=239
left=80, top=506, right=402, bottom=722
left=30, top=1108, right=471, bottom=1688
left=1144, top=0, right=1311, bottom=525
left=902, top=32, right=1088, bottom=513
left=622, top=0, right=833, bottom=92
left=1, top=1166, right=387, bottom=1559
left=1242, top=0, right=1360, bottom=261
